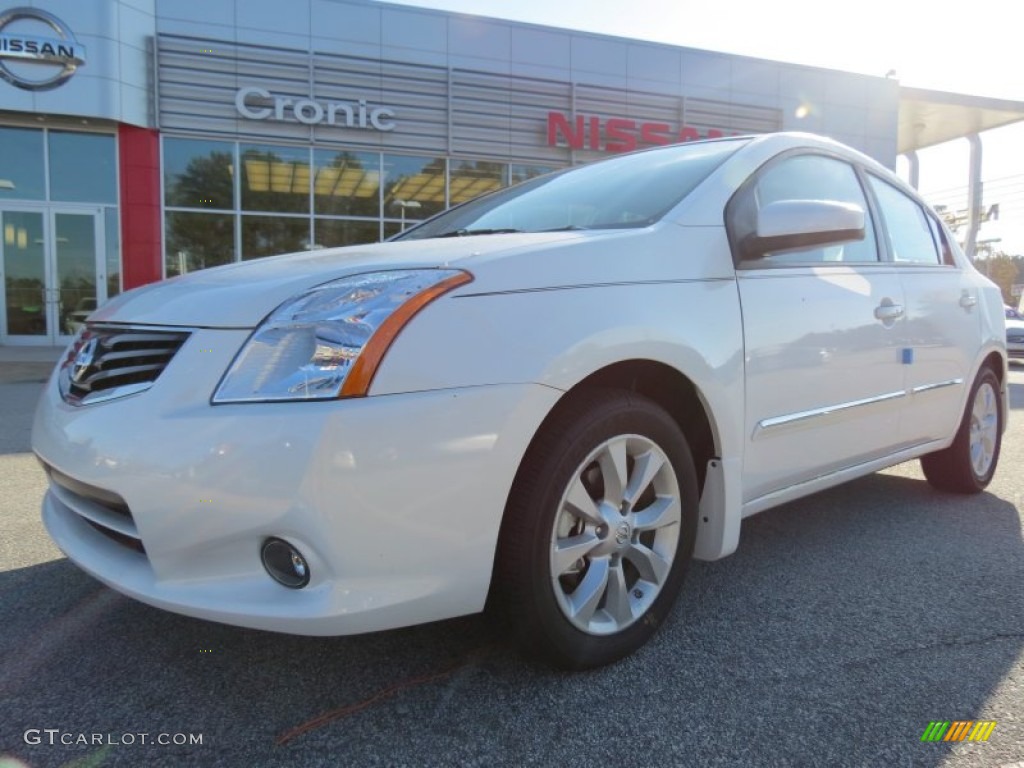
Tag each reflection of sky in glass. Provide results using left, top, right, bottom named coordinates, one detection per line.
left=0, top=127, right=45, bottom=201
left=49, top=132, right=116, bottom=204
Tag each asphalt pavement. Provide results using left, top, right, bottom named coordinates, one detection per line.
left=0, top=352, right=1021, bottom=768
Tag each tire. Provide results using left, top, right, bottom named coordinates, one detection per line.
left=493, top=389, right=698, bottom=669
left=920, top=367, right=1002, bottom=494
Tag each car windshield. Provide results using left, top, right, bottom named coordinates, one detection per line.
left=393, top=138, right=748, bottom=240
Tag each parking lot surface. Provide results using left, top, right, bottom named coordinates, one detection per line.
left=1, top=356, right=1021, bottom=768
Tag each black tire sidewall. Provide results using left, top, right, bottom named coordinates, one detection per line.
left=921, top=367, right=1003, bottom=494
left=964, top=369, right=1002, bottom=488
left=503, top=390, right=698, bottom=669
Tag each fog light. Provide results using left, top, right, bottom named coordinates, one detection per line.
left=261, top=537, right=310, bottom=588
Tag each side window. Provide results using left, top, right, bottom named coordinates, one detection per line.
left=867, top=176, right=942, bottom=265
left=926, top=212, right=956, bottom=266
left=739, top=154, right=878, bottom=264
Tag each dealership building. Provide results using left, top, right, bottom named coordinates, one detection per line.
left=2, top=0, right=1024, bottom=345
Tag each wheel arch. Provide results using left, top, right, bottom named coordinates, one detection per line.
left=974, top=346, right=1008, bottom=433
left=547, top=360, right=720, bottom=496
left=490, top=357, right=736, bottom=586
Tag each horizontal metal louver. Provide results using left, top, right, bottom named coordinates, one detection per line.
left=157, top=33, right=782, bottom=165
left=61, top=326, right=190, bottom=406
left=43, top=463, right=146, bottom=555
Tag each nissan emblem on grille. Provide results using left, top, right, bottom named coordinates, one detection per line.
left=59, top=327, right=191, bottom=406
left=71, top=337, right=99, bottom=384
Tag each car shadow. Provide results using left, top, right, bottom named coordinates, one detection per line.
left=0, top=471, right=1020, bottom=767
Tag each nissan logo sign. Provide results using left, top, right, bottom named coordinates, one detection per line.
left=0, top=7, right=86, bottom=91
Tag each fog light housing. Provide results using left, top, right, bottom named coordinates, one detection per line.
left=261, top=537, right=310, bottom=588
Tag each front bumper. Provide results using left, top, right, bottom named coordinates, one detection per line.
left=33, top=328, right=560, bottom=635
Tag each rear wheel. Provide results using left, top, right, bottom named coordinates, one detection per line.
left=493, top=390, right=698, bottom=669
left=920, top=367, right=1002, bottom=493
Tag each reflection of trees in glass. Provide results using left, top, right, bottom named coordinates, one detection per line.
left=510, top=163, right=557, bottom=185
left=314, top=219, right=379, bottom=249
left=450, top=160, right=507, bottom=204
left=383, top=156, right=446, bottom=219
left=5, top=276, right=45, bottom=334
left=165, top=151, right=234, bottom=210
left=314, top=151, right=380, bottom=217
left=165, top=212, right=234, bottom=277
left=241, top=216, right=310, bottom=260
left=241, top=147, right=310, bottom=214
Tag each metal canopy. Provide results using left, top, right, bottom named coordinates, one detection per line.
left=899, top=86, right=1024, bottom=153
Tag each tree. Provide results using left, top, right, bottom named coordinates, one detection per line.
left=978, top=252, right=1021, bottom=305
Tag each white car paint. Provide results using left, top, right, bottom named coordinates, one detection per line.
left=32, top=133, right=1008, bottom=644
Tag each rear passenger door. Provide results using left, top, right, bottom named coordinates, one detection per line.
left=732, top=153, right=908, bottom=503
left=865, top=175, right=980, bottom=445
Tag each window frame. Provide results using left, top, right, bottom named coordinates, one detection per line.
left=726, top=148, right=885, bottom=270
left=863, top=171, right=957, bottom=269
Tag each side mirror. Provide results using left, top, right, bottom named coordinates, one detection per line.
left=741, top=200, right=865, bottom=261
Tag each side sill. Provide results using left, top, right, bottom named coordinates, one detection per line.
left=740, top=439, right=947, bottom=519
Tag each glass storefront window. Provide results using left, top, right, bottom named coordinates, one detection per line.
left=510, top=163, right=558, bottom=185
left=104, top=208, right=120, bottom=298
left=449, top=160, right=506, bottom=205
left=383, top=155, right=447, bottom=221
left=160, top=137, right=563, bottom=275
left=3, top=211, right=45, bottom=335
left=314, top=150, right=380, bottom=217
left=48, top=131, right=116, bottom=204
left=0, top=127, right=45, bottom=201
left=314, top=218, right=380, bottom=248
left=241, top=144, right=310, bottom=213
left=165, top=212, right=235, bottom=277
left=164, top=138, right=234, bottom=210
left=241, top=215, right=310, bottom=259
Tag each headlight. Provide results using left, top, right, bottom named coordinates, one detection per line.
left=212, top=269, right=472, bottom=403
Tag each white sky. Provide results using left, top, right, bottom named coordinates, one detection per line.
left=385, top=0, right=1024, bottom=253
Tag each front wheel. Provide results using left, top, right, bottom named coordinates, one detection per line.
left=920, top=367, right=1003, bottom=493
left=493, top=390, right=698, bottom=669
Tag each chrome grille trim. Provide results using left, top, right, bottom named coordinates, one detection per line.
left=59, top=325, right=191, bottom=406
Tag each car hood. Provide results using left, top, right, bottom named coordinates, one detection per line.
left=90, top=233, right=580, bottom=329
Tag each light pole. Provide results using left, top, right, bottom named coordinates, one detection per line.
left=392, top=199, right=422, bottom=231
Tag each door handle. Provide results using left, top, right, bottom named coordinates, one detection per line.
left=874, top=299, right=904, bottom=322
left=959, top=291, right=977, bottom=310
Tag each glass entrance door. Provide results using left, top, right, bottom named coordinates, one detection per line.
left=1, top=207, right=105, bottom=344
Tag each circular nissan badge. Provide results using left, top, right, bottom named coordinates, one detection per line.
left=0, top=7, right=87, bottom=91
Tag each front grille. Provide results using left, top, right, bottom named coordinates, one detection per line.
left=1007, top=332, right=1024, bottom=344
left=59, top=326, right=190, bottom=405
left=43, top=463, right=146, bottom=555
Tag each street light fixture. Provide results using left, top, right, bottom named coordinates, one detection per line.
left=392, top=199, right=422, bottom=231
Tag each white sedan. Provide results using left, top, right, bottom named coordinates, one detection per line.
left=32, top=133, right=1007, bottom=669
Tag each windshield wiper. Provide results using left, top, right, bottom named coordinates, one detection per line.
left=432, top=228, right=523, bottom=238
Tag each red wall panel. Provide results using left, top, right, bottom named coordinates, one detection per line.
left=118, top=125, right=162, bottom=290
